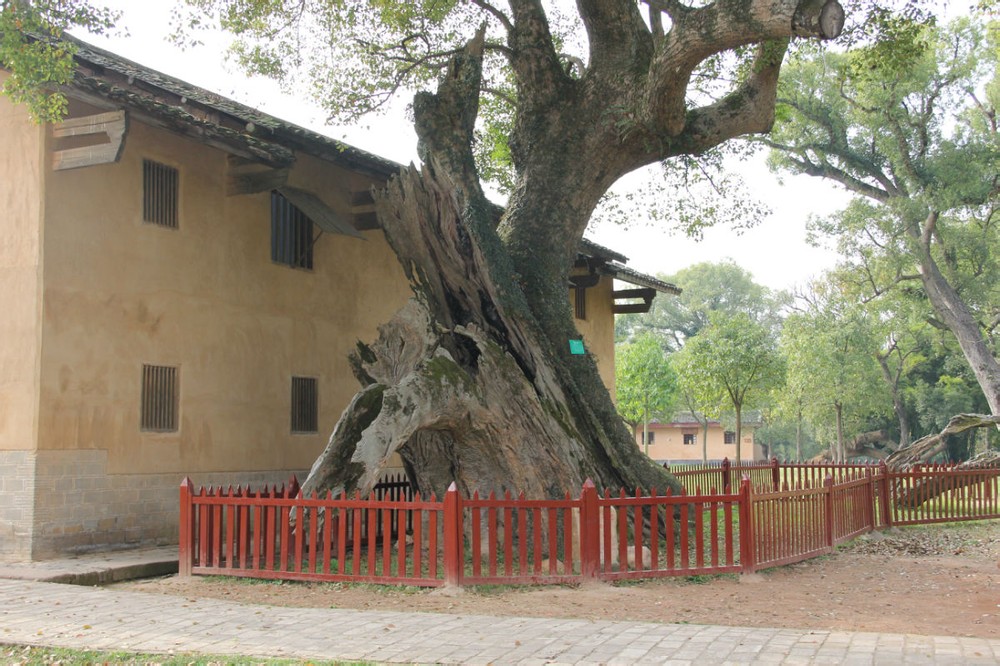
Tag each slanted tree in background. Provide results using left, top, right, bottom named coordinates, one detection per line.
left=673, top=312, right=785, bottom=465
left=765, top=17, right=1000, bottom=417
left=615, top=332, right=678, bottom=456
left=2, top=0, right=856, bottom=500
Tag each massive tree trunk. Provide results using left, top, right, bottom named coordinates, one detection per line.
left=302, top=162, right=675, bottom=500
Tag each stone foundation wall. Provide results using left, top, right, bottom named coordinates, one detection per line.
left=1, top=448, right=305, bottom=562
left=0, top=451, right=36, bottom=561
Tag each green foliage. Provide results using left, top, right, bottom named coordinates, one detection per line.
left=0, top=1, right=118, bottom=121
left=615, top=332, right=678, bottom=430
left=673, top=312, right=785, bottom=458
left=780, top=279, right=891, bottom=452
left=616, top=261, right=787, bottom=350
left=767, top=16, right=1000, bottom=419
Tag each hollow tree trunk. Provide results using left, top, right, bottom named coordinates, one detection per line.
left=301, top=162, right=678, bottom=501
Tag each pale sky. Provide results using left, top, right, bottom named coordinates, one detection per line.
left=80, top=1, right=852, bottom=292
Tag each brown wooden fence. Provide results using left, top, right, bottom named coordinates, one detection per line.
left=179, top=463, right=999, bottom=586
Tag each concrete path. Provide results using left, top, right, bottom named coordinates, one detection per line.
left=1, top=577, right=999, bottom=665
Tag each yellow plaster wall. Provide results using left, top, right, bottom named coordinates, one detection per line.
left=36, top=114, right=411, bottom=477
left=0, top=72, right=44, bottom=453
left=572, top=277, right=616, bottom=396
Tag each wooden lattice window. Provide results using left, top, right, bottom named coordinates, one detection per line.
left=141, top=364, right=178, bottom=432
left=271, top=191, right=314, bottom=269
left=291, top=376, right=318, bottom=434
left=142, top=160, right=179, bottom=228
left=574, top=287, right=587, bottom=320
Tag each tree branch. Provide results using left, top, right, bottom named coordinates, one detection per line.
left=665, top=40, right=789, bottom=157
left=577, top=0, right=652, bottom=79
left=506, top=0, right=572, bottom=109
left=412, top=27, right=490, bottom=214
left=469, top=0, right=513, bottom=32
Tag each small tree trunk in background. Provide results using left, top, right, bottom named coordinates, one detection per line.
left=834, top=401, right=845, bottom=462
left=700, top=414, right=709, bottom=463
left=734, top=403, right=743, bottom=466
left=795, top=405, right=803, bottom=462
left=642, top=402, right=649, bottom=457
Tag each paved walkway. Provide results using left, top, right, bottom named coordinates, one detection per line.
left=2, top=577, right=999, bottom=664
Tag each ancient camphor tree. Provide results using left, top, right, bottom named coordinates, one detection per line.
left=3, top=0, right=847, bottom=499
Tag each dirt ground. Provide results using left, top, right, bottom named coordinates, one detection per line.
left=116, top=521, right=1000, bottom=639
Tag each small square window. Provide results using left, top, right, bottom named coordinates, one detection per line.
left=142, top=160, right=179, bottom=228
left=291, top=376, right=318, bottom=434
left=271, top=191, right=314, bottom=269
left=141, top=364, right=178, bottom=432
left=683, top=433, right=696, bottom=446
left=724, top=431, right=736, bottom=444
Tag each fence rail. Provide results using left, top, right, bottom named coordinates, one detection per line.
left=179, top=462, right=999, bottom=586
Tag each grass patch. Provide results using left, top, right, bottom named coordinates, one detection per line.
left=1, top=643, right=376, bottom=665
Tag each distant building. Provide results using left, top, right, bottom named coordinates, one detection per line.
left=634, top=413, right=762, bottom=464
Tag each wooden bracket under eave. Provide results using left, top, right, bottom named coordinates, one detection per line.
left=51, top=110, right=128, bottom=171
left=612, top=287, right=657, bottom=314
left=226, top=156, right=290, bottom=195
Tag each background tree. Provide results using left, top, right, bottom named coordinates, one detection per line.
left=616, top=260, right=786, bottom=349
left=3, top=0, right=852, bottom=500
left=765, top=17, right=1000, bottom=416
left=673, top=312, right=785, bottom=465
left=615, top=332, right=678, bottom=455
left=781, top=280, right=891, bottom=460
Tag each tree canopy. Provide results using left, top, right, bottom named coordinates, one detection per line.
left=615, top=332, right=678, bottom=453
left=765, top=16, right=1000, bottom=416
left=673, top=311, right=785, bottom=465
left=616, top=260, right=787, bottom=349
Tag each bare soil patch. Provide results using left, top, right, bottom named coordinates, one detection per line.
left=115, top=521, right=1000, bottom=638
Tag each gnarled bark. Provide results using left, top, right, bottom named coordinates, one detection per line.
left=302, top=162, right=676, bottom=500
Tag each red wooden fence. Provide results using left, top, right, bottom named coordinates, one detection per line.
left=179, top=463, right=999, bottom=586
left=670, top=457, right=878, bottom=493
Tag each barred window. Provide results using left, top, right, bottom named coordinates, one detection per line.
left=291, top=376, right=318, bottom=434
left=573, top=287, right=585, bottom=319
left=271, top=191, right=314, bottom=269
left=724, top=431, right=736, bottom=444
left=142, top=160, right=179, bottom=228
left=683, top=433, right=696, bottom=446
left=141, top=364, right=178, bottom=432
